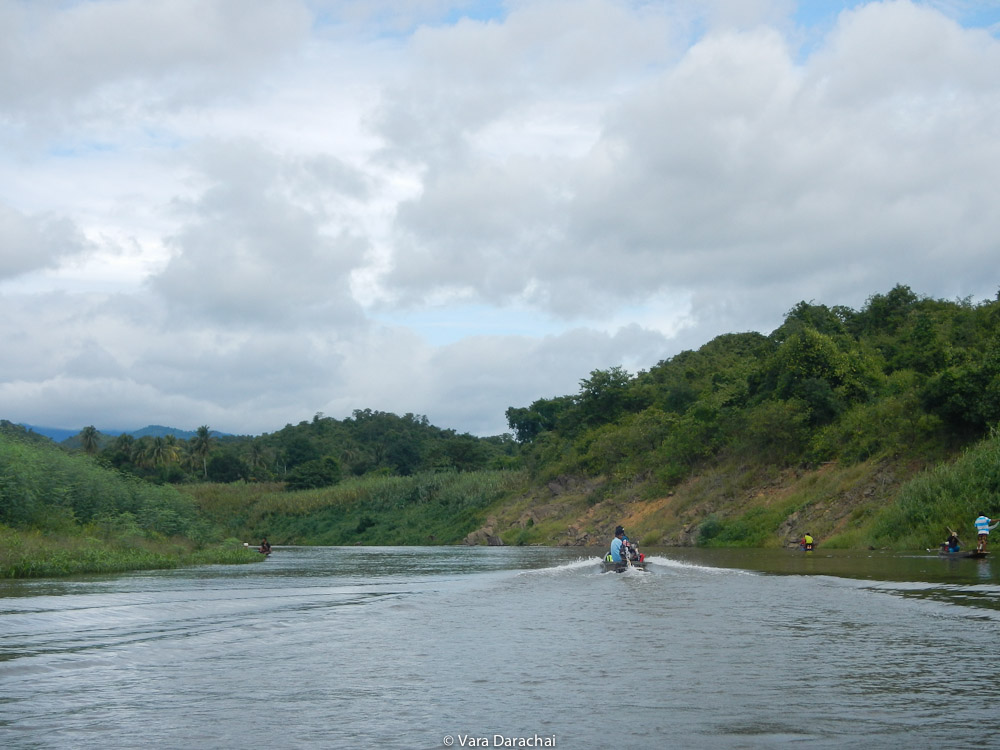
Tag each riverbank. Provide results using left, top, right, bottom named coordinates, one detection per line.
left=177, top=454, right=950, bottom=552
left=0, top=525, right=263, bottom=578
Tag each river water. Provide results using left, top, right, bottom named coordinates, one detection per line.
left=3, top=546, right=1000, bottom=749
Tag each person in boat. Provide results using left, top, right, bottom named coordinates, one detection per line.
left=607, top=526, right=626, bottom=563
left=800, top=533, right=814, bottom=551
left=623, top=536, right=641, bottom=564
left=605, top=526, right=643, bottom=565
left=944, top=527, right=961, bottom=554
left=259, top=537, right=272, bottom=555
left=974, top=515, right=999, bottom=553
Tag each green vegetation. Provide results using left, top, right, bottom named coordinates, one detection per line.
left=0, top=426, right=260, bottom=578
left=502, top=285, right=1000, bottom=549
left=182, top=470, right=528, bottom=545
left=4, top=284, right=1000, bottom=570
left=77, top=410, right=518, bottom=486
left=0, top=527, right=259, bottom=578
left=861, top=428, right=1000, bottom=550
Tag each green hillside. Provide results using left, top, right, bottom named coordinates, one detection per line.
left=493, top=284, right=1000, bottom=549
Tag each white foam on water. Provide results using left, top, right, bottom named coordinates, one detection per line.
left=616, top=565, right=649, bottom=577
left=642, top=555, right=754, bottom=575
left=516, top=557, right=602, bottom=576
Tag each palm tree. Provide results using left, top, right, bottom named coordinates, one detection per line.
left=189, top=425, right=213, bottom=479
left=244, top=440, right=271, bottom=479
left=112, top=433, right=136, bottom=462
left=163, top=434, right=181, bottom=466
left=79, top=425, right=100, bottom=455
left=143, top=436, right=169, bottom=468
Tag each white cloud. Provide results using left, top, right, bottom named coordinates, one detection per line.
left=389, top=0, right=1000, bottom=318
left=151, top=140, right=372, bottom=329
left=0, top=205, right=93, bottom=280
left=1, top=0, right=999, bottom=436
left=0, top=0, right=310, bottom=118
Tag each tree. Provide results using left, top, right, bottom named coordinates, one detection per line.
left=576, top=366, right=635, bottom=428
left=112, top=433, right=135, bottom=456
left=190, top=425, right=213, bottom=479
left=103, top=433, right=138, bottom=470
left=244, top=440, right=272, bottom=480
left=141, top=436, right=171, bottom=468
left=206, top=453, right=249, bottom=483
left=771, top=301, right=849, bottom=343
left=506, top=396, right=575, bottom=443
left=79, top=425, right=100, bottom=455
left=284, top=457, right=342, bottom=491
left=852, top=284, right=920, bottom=336
left=442, top=434, right=489, bottom=472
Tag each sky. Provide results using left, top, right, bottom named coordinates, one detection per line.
left=1, top=0, right=999, bottom=438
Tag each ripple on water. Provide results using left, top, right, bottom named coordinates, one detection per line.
left=3, top=546, right=1000, bottom=749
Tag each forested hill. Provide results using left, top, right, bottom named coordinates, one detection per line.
left=509, top=284, right=1000, bottom=480
left=491, top=284, right=1000, bottom=549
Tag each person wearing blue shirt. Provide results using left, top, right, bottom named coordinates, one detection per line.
left=975, top=514, right=999, bottom=553
left=609, top=526, right=626, bottom=562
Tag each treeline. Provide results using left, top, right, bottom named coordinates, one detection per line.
left=506, top=285, right=1000, bottom=494
left=71, top=410, right=518, bottom=489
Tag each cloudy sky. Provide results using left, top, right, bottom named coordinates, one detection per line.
left=1, top=0, right=999, bottom=437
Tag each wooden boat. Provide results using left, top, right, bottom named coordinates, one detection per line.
left=601, top=558, right=647, bottom=573
left=937, top=549, right=988, bottom=559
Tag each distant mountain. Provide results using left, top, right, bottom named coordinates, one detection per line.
left=18, top=425, right=85, bottom=442
left=131, top=425, right=199, bottom=440
left=18, top=424, right=229, bottom=444
left=127, top=425, right=231, bottom=439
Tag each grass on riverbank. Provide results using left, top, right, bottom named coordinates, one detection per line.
left=860, top=428, right=1000, bottom=550
left=0, top=524, right=262, bottom=578
left=182, top=470, right=530, bottom=545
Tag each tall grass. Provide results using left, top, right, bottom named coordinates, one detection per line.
left=0, top=433, right=204, bottom=539
left=865, top=428, right=1000, bottom=549
left=0, top=433, right=263, bottom=577
left=0, top=525, right=260, bottom=578
left=182, top=470, right=529, bottom=545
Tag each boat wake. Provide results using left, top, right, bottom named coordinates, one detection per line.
left=516, top=557, right=601, bottom=576
left=516, top=554, right=755, bottom=577
left=642, top=555, right=754, bottom=575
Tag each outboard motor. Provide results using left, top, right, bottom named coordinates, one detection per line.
left=622, top=539, right=638, bottom=563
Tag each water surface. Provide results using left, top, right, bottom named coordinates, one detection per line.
left=3, top=546, right=1000, bottom=749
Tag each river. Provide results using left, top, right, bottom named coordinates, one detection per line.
left=2, top=546, right=1000, bottom=749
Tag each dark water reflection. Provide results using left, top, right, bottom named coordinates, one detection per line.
left=660, top=546, right=1000, bottom=612
left=3, top=546, right=1000, bottom=749
left=659, top=545, right=1000, bottom=582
